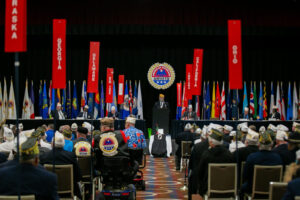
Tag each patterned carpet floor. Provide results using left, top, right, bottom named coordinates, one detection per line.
left=136, top=156, right=189, bottom=200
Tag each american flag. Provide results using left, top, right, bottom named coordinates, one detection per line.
left=250, top=82, right=255, bottom=116
left=220, top=82, right=226, bottom=120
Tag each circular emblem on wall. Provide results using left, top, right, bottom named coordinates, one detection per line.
left=147, top=62, right=175, bottom=90
left=99, top=132, right=119, bottom=157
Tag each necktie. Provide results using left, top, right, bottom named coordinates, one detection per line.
left=160, top=102, right=163, bottom=108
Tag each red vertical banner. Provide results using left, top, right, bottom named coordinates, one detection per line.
left=5, top=0, right=27, bottom=52
left=106, top=68, right=114, bottom=103
left=118, top=75, right=125, bottom=104
left=52, top=19, right=66, bottom=89
left=192, top=49, right=203, bottom=95
left=228, top=20, right=243, bottom=89
left=186, top=64, right=193, bottom=100
left=87, top=41, right=100, bottom=93
left=177, top=83, right=182, bottom=107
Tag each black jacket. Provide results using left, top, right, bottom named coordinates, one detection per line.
left=107, top=111, right=120, bottom=118
left=196, top=145, right=234, bottom=195
left=175, top=131, right=199, bottom=157
left=154, top=101, right=169, bottom=109
left=269, top=112, right=281, bottom=120
left=233, top=145, right=259, bottom=164
left=0, top=163, right=59, bottom=200
left=50, top=110, right=67, bottom=120
left=272, top=144, right=297, bottom=165
left=77, top=111, right=93, bottom=119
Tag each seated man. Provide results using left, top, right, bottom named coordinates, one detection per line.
left=77, top=105, right=93, bottom=119
left=51, top=103, right=66, bottom=120
left=73, top=126, right=90, bottom=146
left=107, top=106, right=119, bottom=119
left=229, top=131, right=245, bottom=153
left=182, top=105, right=197, bottom=120
left=0, top=127, right=15, bottom=154
left=40, top=132, right=82, bottom=198
left=196, top=128, right=234, bottom=196
left=63, top=129, right=74, bottom=152
left=269, top=105, right=281, bottom=120
left=0, top=137, right=59, bottom=200
left=46, top=123, right=55, bottom=143
left=241, top=131, right=282, bottom=197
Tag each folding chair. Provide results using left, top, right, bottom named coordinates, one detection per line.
left=0, top=195, right=35, bottom=200
left=180, top=141, right=192, bottom=171
left=44, top=164, right=76, bottom=200
left=269, top=182, right=287, bottom=200
left=205, top=163, right=237, bottom=200
left=247, top=165, right=283, bottom=200
left=295, top=196, right=300, bottom=200
left=240, top=161, right=246, bottom=186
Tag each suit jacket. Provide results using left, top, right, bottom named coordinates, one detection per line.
left=154, top=101, right=169, bottom=109
left=39, top=148, right=82, bottom=197
left=269, top=112, right=281, bottom=120
left=182, top=111, right=197, bottom=120
left=107, top=111, right=119, bottom=118
left=282, top=178, right=300, bottom=200
left=0, top=163, right=59, bottom=200
left=51, top=110, right=66, bottom=120
left=0, top=152, right=7, bottom=164
left=272, top=144, right=296, bottom=165
left=77, top=111, right=93, bottom=119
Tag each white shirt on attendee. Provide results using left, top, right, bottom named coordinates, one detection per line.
left=229, top=141, right=245, bottom=153
left=40, top=139, right=52, bottom=150
left=0, top=140, right=15, bottom=154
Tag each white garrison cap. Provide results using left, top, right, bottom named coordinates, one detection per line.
left=224, top=125, right=233, bottom=132
left=277, top=124, right=289, bottom=132
left=237, top=122, right=248, bottom=131
left=296, top=149, right=300, bottom=160
left=71, top=123, right=78, bottom=130
left=267, top=124, right=277, bottom=132
left=126, top=117, right=136, bottom=124
left=293, top=121, right=300, bottom=128
left=53, top=131, right=65, bottom=148
left=82, top=122, right=94, bottom=132
left=229, top=131, right=236, bottom=137
left=276, top=130, right=288, bottom=141
left=259, top=126, right=266, bottom=133
left=195, top=128, right=202, bottom=134
left=185, top=123, right=192, bottom=130
left=246, top=129, right=260, bottom=142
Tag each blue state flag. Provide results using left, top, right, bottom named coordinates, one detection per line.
left=205, top=82, right=211, bottom=119
left=62, top=88, right=66, bottom=113
left=121, top=81, right=130, bottom=119
left=132, top=81, right=138, bottom=115
left=100, top=81, right=105, bottom=118
left=88, top=93, right=94, bottom=116
left=66, top=81, right=71, bottom=119
left=42, top=81, right=49, bottom=119
left=258, top=82, right=263, bottom=120
left=242, top=82, right=248, bottom=114
left=38, top=80, right=43, bottom=116
left=287, top=82, right=293, bottom=120
left=72, top=81, right=79, bottom=119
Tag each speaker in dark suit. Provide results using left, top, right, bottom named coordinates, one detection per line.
left=152, top=94, right=170, bottom=134
left=154, top=94, right=169, bottom=109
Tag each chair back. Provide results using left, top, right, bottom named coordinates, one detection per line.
left=207, top=163, right=237, bottom=198
left=77, top=156, right=92, bottom=180
left=252, top=165, right=283, bottom=198
left=240, top=161, right=246, bottom=186
left=0, top=195, right=35, bottom=200
left=269, top=182, right=287, bottom=200
left=295, top=196, right=300, bottom=200
left=181, top=141, right=192, bottom=158
left=44, top=164, right=74, bottom=197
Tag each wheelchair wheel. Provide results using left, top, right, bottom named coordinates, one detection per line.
left=141, top=180, right=146, bottom=191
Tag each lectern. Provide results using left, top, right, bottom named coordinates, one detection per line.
left=152, top=106, right=170, bottom=134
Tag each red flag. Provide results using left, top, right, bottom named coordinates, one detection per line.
left=192, top=49, right=203, bottom=95
left=215, top=81, right=221, bottom=118
left=87, top=42, right=100, bottom=93
left=181, top=82, right=188, bottom=115
left=177, top=83, right=182, bottom=107
left=52, top=19, right=66, bottom=89
left=5, top=0, right=27, bottom=52
left=106, top=68, right=114, bottom=103
left=228, top=20, right=243, bottom=90
left=118, top=75, right=125, bottom=104
left=186, top=64, right=193, bottom=100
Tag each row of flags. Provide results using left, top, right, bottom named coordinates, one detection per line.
left=0, top=78, right=143, bottom=120
left=176, top=81, right=300, bottom=121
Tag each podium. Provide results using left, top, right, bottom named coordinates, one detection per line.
left=152, top=106, right=170, bottom=134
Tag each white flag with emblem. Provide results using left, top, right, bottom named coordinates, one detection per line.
left=22, top=80, right=31, bottom=119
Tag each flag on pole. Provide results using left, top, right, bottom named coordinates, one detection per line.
left=202, top=82, right=206, bottom=119
left=181, top=82, right=187, bottom=116
left=66, top=81, right=71, bottom=119
left=0, top=83, right=3, bottom=121
left=211, top=81, right=216, bottom=118
left=22, top=80, right=30, bottom=119
left=62, top=88, right=66, bottom=113
left=258, top=81, right=263, bottom=120
left=215, top=81, right=221, bottom=118
left=250, top=82, right=254, bottom=118
left=94, top=90, right=100, bottom=119
left=38, top=80, right=43, bottom=117
left=81, top=80, right=87, bottom=112
left=88, top=93, right=94, bottom=116
left=221, top=81, right=226, bottom=120
left=30, top=80, right=35, bottom=119
left=113, top=81, right=118, bottom=113
left=281, top=82, right=286, bottom=120
left=242, top=82, right=248, bottom=114
left=263, top=82, right=268, bottom=119
left=72, top=81, right=79, bottom=119
left=205, top=82, right=211, bottom=119
left=129, top=80, right=133, bottom=114
left=48, top=81, right=53, bottom=116
left=253, top=82, right=258, bottom=119
left=132, top=81, right=138, bottom=115
left=56, top=89, right=61, bottom=104
left=195, top=95, right=200, bottom=119
left=3, top=78, right=8, bottom=119
left=8, top=79, right=16, bottom=119
left=100, top=81, right=105, bottom=118
left=121, top=81, right=130, bottom=119
left=42, top=81, right=49, bottom=119
left=287, top=82, right=293, bottom=120
left=269, top=82, right=275, bottom=115
left=50, top=83, right=56, bottom=117
left=293, top=82, right=298, bottom=120
left=226, top=82, right=231, bottom=120
left=137, top=80, right=143, bottom=119
left=276, top=82, right=282, bottom=119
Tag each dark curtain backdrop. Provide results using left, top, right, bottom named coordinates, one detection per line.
left=0, top=0, right=300, bottom=128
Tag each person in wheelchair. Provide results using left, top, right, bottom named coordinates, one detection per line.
left=94, top=117, right=139, bottom=200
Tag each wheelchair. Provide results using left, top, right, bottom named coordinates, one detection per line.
left=98, top=156, right=137, bottom=200
left=129, top=149, right=147, bottom=191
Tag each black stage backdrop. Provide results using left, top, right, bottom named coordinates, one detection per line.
left=0, top=0, right=300, bottom=128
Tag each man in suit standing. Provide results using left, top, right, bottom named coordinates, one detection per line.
left=182, top=105, right=197, bottom=120
left=0, top=137, right=59, bottom=200
left=51, top=103, right=66, bottom=120
left=77, top=105, right=93, bottom=119
left=154, top=94, right=169, bottom=109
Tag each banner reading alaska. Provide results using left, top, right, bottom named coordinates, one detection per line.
left=147, top=62, right=176, bottom=90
